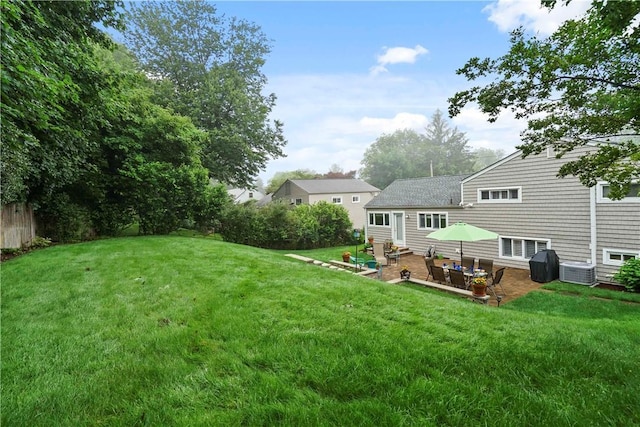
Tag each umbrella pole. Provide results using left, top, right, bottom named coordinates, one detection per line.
left=460, top=241, right=463, bottom=266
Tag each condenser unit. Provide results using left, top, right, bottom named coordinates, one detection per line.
left=559, top=261, right=596, bottom=286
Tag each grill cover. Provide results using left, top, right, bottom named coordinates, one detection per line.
left=529, top=249, right=560, bottom=283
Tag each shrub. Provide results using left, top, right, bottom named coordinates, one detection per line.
left=614, top=258, right=640, bottom=292
left=219, top=201, right=352, bottom=250
left=193, top=183, right=231, bottom=234
left=310, top=201, right=352, bottom=247
left=30, top=236, right=52, bottom=249
left=36, top=194, right=94, bottom=242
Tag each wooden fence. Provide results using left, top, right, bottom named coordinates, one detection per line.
left=1, top=203, right=36, bottom=249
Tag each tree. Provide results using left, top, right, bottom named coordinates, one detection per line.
left=423, top=110, right=475, bottom=176
left=265, top=169, right=318, bottom=194
left=360, top=129, right=427, bottom=189
left=83, top=44, right=228, bottom=236
left=471, top=147, right=506, bottom=171
left=359, top=110, right=475, bottom=189
left=123, top=0, right=286, bottom=188
left=449, top=0, right=640, bottom=200
left=320, top=164, right=357, bottom=179
left=0, top=0, right=124, bottom=205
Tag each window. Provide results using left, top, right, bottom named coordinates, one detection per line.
left=597, top=182, right=640, bottom=203
left=478, top=187, right=522, bottom=203
left=500, top=236, right=549, bottom=259
left=369, top=212, right=390, bottom=226
left=418, top=212, right=448, bottom=229
left=248, top=192, right=254, bottom=198
left=603, top=249, right=639, bottom=266
left=352, top=195, right=360, bottom=203
left=292, top=198, right=302, bottom=205
left=331, top=196, right=343, bottom=204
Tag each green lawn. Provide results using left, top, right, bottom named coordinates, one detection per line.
left=2, top=236, right=639, bottom=426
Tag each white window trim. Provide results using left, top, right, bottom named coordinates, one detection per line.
left=603, top=248, right=640, bottom=266
left=546, top=146, right=556, bottom=158
left=499, top=235, right=551, bottom=260
left=331, top=195, right=343, bottom=204
left=596, top=182, right=640, bottom=203
left=416, top=211, right=448, bottom=230
left=477, top=186, right=522, bottom=203
left=368, top=212, right=391, bottom=227
left=352, top=195, right=360, bottom=203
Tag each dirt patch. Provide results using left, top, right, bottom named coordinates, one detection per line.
left=594, top=283, right=627, bottom=292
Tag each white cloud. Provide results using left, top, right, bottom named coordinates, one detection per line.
left=359, top=113, right=430, bottom=135
left=451, top=106, right=525, bottom=154
left=259, top=74, right=526, bottom=182
left=370, top=45, right=429, bottom=75
left=484, top=0, right=591, bottom=36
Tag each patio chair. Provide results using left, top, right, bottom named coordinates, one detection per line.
left=431, top=265, right=448, bottom=285
left=424, top=256, right=435, bottom=281
left=387, top=249, right=400, bottom=265
left=448, top=269, right=467, bottom=289
left=372, top=242, right=387, bottom=266
left=487, top=267, right=506, bottom=297
left=461, top=256, right=475, bottom=271
left=478, top=258, right=494, bottom=281
left=424, top=245, right=436, bottom=258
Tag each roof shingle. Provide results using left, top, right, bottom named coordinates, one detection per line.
left=290, top=179, right=380, bottom=194
left=364, top=175, right=468, bottom=208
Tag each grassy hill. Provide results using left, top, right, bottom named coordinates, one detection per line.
left=2, top=236, right=639, bottom=426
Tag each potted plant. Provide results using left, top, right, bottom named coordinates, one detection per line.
left=342, top=251, right=351, bottom=262
left=400, top=265, right=411, bottom=280
left=367, top=236, right=375, bottom=244
left=471, top=276, right=487, bottom=297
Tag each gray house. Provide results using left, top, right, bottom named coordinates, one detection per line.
left=365, top=146, right=639, bottom=282
left=272, top=179, right=380, bottom=228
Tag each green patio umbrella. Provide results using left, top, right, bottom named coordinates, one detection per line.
left=426, top=222, right=498, bottom=266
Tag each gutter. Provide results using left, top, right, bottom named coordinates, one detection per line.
left=589, top=185, right=597, bottom=268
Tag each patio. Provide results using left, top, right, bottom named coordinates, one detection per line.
left=379, top=253, right=545, bottom=306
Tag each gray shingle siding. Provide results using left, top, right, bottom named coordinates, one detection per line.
left=364, top=175, right=467, bottom=250
left=461, top=146, right=639, bottom=282
left=365, top=146, right=639, bottom=283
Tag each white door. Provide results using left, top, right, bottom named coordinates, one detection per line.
left=392, top=212, right=405, bottom=247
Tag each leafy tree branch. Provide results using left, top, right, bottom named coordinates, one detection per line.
left=448, top=1, right=639, bottom=200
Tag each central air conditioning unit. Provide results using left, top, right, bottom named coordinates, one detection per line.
left=559, top=261, right=596, bottom=286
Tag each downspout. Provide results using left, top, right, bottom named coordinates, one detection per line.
left=589, top=186, right=597, bottom=267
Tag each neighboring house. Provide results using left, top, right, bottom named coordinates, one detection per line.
left=272, top=179, right=380, bottom=228
left=256, top=193, right=272, bottom=207
left=364, top=146, right=639, bottom=282
left=228, top=188, right=264, bottom=204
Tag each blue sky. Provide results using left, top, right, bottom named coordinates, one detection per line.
left=211, top=1, right=592, bottom=183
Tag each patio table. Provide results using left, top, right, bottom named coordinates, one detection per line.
left=443, top=265, right=487, bottom=286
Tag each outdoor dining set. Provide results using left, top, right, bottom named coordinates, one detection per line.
left=425, top=255, right=506, bottom=298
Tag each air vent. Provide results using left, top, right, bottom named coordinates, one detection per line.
left=559, top=262, right=596, bottom=286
